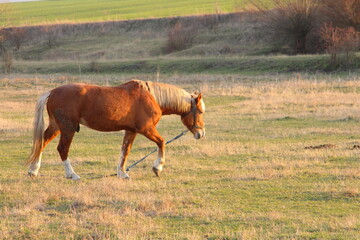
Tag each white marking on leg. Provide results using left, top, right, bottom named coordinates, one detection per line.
left=117, top=149, right=130, bottom=179
left=63, top=158, right=80, bottom=180
left=28, top=152, right=42, bottom=177
left=153, top=147, right=164, bottom=171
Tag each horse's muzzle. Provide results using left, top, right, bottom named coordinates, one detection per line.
left=194, top=128, right=206, bottom=139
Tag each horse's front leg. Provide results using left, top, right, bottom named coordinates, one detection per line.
left=117, top=130, right=137, bottom=179
left=142, top=127, right=165, bottom=177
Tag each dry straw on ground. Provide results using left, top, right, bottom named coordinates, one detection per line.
left=1, top=74, right=360, bottom=239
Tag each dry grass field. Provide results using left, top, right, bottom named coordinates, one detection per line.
left=1, top=73, right=360, bottom=239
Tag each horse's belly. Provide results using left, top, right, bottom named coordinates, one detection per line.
left=79, top=117, right=90, bottom=127
left=79, top=117, right=132, bottom=132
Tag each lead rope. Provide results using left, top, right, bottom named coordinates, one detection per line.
left=126, top=129, right=189, bottom=172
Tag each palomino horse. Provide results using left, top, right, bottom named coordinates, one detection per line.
left=26, top=80, right=206, bottom=180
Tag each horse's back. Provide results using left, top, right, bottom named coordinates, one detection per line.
left=47, top=83, right=100, bottom=116
left=47, top=82, right=161, bottom=132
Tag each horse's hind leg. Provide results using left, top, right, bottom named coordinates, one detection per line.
left=117, top=130, right=137, bottom=179
left=142, top=127, right=165, bottom=177
left=57, top=130, right=80, bottom=180
left=28, top=119, right=59, bottom=177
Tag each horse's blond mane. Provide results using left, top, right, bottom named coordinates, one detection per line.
left=134, top=80, right=192, bottom=113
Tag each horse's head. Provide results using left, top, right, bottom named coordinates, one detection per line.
left=181, top=93, right=206, bottom=139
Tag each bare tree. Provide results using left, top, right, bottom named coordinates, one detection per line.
left=319, top=0, right=360, bottom=31
left=41, top=25, right=61, bottom=48
left=8, top=28, right=28, bottom=51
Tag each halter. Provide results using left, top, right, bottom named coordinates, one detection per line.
left=182, top=99, right=204, bottom=130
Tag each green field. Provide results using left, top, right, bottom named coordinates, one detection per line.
left=1, top=74, right=360, bottom=239
left=3, top=0, right=243, bottom=26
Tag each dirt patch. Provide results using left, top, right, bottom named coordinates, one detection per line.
left=305, top=144, right=336, bottom=149
left=351, top=145, right=360, bottom=150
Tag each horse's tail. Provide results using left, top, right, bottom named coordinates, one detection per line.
left=25, top=91, right=51, bottom=166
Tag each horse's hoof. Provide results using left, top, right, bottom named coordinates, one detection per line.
left=152, top=167, right=161, bottom=177
left=117, top=171, right=130, bottom=179
left=118, top=175, right=130, bottom=180
left=28, top=172, right=37, bottom=179
left=72, top=174, right=81, bottom=181
left=66, top=173, right=81, bottom=181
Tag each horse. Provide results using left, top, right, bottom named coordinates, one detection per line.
left=26, top=80, right=206, bottom=180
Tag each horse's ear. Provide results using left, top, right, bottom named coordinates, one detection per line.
left=191, top=91, right=199, bottom=98
left=195, top=93, right=202, bottom=103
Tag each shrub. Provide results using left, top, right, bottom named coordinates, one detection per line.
left=1, top=49, right=12, bottom=74
left=89, top=61, right=101, bottom=73
left=165, top=22, right=197, bottom=53
left=0, top=28, right=12, bottom=74
left=7, top=28, right=28, bottom=50
left=319, top=23, right=360, bottom=65
left=251, top=0, right=321, bottom=54
left=41, top=25, right=61, bottom=48
left=317, top=0, right=360, bottom=66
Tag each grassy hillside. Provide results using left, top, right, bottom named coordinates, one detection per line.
left=1, top=1, right=358, bottom=75
left=1, top=74, right=360, bottom=239
left=3, top=0, right=244, bottom=26
left=15, top=13, right=259, bottom=59
left=6, top=13, right=358, bottom=75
